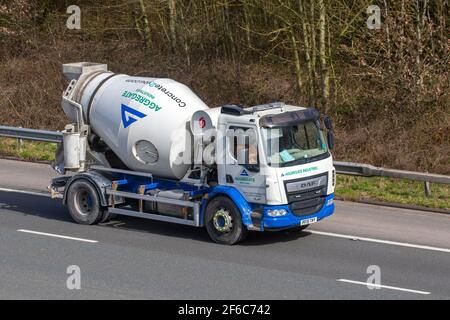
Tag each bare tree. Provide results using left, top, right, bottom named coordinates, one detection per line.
left=168, top=0, right=177, bottom=52
left=299, top=0, right=315, bottom=106
left=318, top=0, right=330, bottom=111
left=135, top=0, right=151, bottom=50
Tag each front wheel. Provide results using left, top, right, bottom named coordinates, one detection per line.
left=66, top=179, right=104, bottom=225
left=205, top=196, right=248, bottom=245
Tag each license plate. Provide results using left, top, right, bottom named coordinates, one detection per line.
left=300, top=217, right=317, bottom=226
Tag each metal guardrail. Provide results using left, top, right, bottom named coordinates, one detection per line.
left=333, top=161, right=450, bottom=185
left=1, top=125, right=449, bottom=189
left=0, top=125, right=63, bottom=143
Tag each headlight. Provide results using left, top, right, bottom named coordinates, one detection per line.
left=267, top=209, right=288, bottom=217
left=326, top=199, right=334, bottom=206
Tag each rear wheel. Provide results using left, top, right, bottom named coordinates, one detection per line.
left=205, top=196, right=247, bottom=245
left=66, top=179, right=104, bottom=225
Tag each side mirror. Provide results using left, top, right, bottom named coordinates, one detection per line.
left=324, top=116, right=334, bottom=150
left=327, top=131, right=335, bottom=150
left=324, top=116, right=333, bottom=131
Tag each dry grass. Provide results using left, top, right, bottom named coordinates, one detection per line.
left=0, top=2, right=448, bottom=175
left=1, top=45, right=448, bottom=175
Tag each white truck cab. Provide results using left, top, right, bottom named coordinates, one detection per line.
left=190, top=103, right=336, bottom=232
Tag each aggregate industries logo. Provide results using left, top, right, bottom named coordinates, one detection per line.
left=281, top=166, right=318, bottom=177
left=121, top=104, right=147, bottom=128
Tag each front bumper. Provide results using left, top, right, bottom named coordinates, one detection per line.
left=260, top=194, right=334, bottom=230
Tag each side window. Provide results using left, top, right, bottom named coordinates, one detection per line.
left=227, top=126, right=259, bottom=167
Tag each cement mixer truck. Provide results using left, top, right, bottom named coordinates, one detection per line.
left=49, top=62, right=336, bottom=244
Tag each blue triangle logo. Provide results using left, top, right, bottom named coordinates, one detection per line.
left=121, top=104, right=147, bottom=128
left=240, top=169, right=249, bottom=176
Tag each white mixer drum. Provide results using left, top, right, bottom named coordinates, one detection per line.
left=75, top=73, right=209, bottom=179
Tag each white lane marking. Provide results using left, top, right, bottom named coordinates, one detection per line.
left=309, top=230, right=450, bottom=253
left=337, top=279, right=431, bottom=295
left=3, top=186, right=448, bottom=253
left=17, top=229, right=98, bottom=243
left=0, top=187, right=50, bottom=197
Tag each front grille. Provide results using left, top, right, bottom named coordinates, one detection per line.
left=285, top=173, right=328, bottom=217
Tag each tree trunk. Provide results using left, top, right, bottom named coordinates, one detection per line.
left=416, top=0, right=428, bottom=94
left=243, top=2, right=252, bottom=48
left=178, top=4, right=191, bottom=67
left=310, top=0, right=317, bottom=96
left=300, top=0, right=315, bottom=106
left=138, top=0, right=151, bottom=49
left=318, top=0, right=329, bottom=112
left=383, top=0, right=391, bottom=66
left=168, top=0, right=177, bottom=53
left=289, top=26, right=303, bottom=93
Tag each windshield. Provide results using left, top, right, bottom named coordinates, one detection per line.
left=261, top=121, right=329, bottom=167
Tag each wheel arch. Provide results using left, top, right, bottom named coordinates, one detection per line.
left=63, top=171, right=111, bottom=207
left=203, top=186, right=253, bottom=227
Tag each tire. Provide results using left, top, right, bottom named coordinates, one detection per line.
left=66, top=179, right=104, bottom=225
left=99, top=209, right=115, bottom=224
left=205, top=196, right=248, bottom=245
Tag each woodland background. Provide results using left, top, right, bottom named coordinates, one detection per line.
left=0, top=0, right=449, bottom=173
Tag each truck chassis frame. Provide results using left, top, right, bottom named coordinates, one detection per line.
left=51, top=166, right=211, bottom=228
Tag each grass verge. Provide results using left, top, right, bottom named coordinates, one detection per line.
left=0, top=137, right=56, bottom=162
left=0, top=138, right=448, bottom=210
left=336, top=175, right=450, bottom=210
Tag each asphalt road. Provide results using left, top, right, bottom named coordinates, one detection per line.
left=0, top=159, right=449, bottom=299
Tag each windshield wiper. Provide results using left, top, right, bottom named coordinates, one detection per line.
left=280, top=152, right=329, bottom=167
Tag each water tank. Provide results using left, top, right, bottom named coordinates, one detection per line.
left=62, top=62, right=209, bottom=179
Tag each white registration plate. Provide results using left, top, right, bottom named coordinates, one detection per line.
left=300, top=217, right=317, bottom=226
